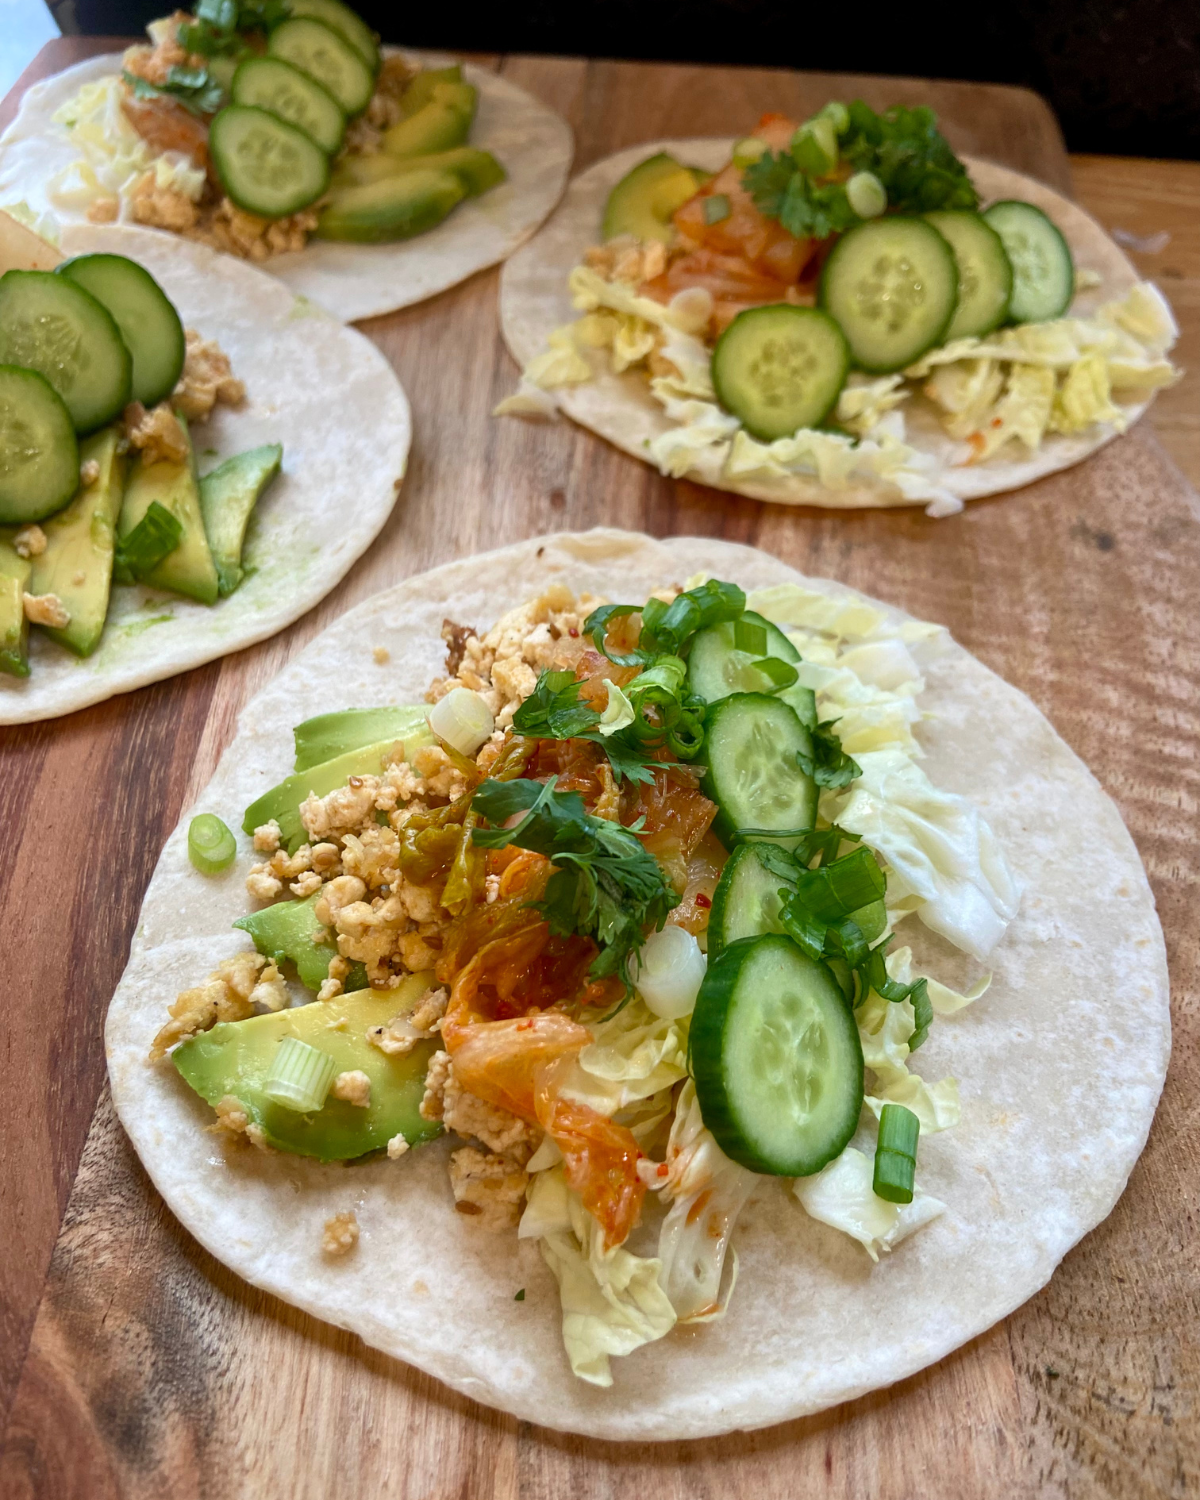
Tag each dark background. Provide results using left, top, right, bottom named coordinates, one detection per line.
left=62, top=0, right=1200, bottom=159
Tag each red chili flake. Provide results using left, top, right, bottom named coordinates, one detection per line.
left=695, top=892, right=712, bottom=909
left=568, top=627, right=579, bottom=637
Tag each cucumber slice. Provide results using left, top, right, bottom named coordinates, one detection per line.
left=0, top=270, right=131, bottom=433
left=0, top=364, right=80, bottom=523
left=688, top=610, right=798, bottom=701
left=231, top=56, right=346, bottom=155
left=284, top=0, right=380, bottom=72
left=712, top=305, right=848, bottom=441
left=923, top=210, right=1013, bottom=341
left=708, top=844, right=789, bottom=957
left=700, top=692, right=816, bottom=850
left=982, top=200, right=1074, bottom=324
left=819, top=217, right=958, bottom=373
left=209, top=105, right=330, bottom=218
left=268, top=17, right=374, bottom=116
left=690, top=933, right=864, bottom=1176
left=58, top=253, right=186, bottom=409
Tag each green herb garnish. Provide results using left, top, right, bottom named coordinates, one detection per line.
left=798, top=719, right=862, bottom=789
left=123, top=67, right=225, bottom=118
left=470, top=776, right=678, bottom=994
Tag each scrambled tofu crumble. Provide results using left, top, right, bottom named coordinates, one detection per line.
left=13, top=525, right=46, bottom=560
left=322, top=1210, right=360, bottom=1257
left=121, top=330, right=244, bottom=465
left=23, top=592, right=70, bottom=628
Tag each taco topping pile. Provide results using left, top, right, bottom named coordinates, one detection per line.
left=40, top=0, right=506, bottom=259
left=153, top=575, right=1020, bottom=1386
left=499, top=102, right=1179, bottom=515
left=0, top=247, right=280, bottom=679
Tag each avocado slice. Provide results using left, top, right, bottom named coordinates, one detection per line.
left=242, top=728, right=434, bottom=846
left=380, top=85, right=475, bottom=158
left=234, top=888, right=368, bottom=992
left=199, top=443, right=282, bottom=597
left=399, top=64, right=462, bottom=118
left=0, top=535, right=31, bottom=677
left=602, top=152, right=706, bottom=244
left=172, top=969, right=442, bottom=1161
left=293, top=704, right=430, bottom=772
left=117, top=417, right=219, bottom=606
left=316, top=168, right=467, bottom=244
left=332, top=145, right=505, bottom=197
left=27, top=425, right=126, bottom=656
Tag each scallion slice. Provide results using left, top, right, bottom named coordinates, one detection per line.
left=704, top=193, right=731, bottom=225
left=873, top=1103, right=919, bottom=1203
left=263, top=1035, right=337, bottom=1113
left=733, top=617, right=768, bottom=655
left=792, top=846, right=886, bottom=922
left=751, top=655, right=799, bottom=690
left=112, top=500, right=184, bottom=584
left=187, top=813, right=237, bottom=875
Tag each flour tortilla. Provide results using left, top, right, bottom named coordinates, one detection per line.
left=0, top=50, right=573, bottom=323
left=500, top=144, right=1157, bottom=508
left=105, top=529, right=1169, bottom=1439
left=0, top=222, right=410, bottom=724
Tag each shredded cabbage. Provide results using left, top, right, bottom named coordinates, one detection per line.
left=521, top=1167, right=676, bottom=1386
left=558, top=998, right=690, bottom=1116
left=793, top=1146, right=945, bottom=1261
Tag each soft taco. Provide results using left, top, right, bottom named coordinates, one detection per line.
left=106, top=529, right=1168, bottom=1439
left=497, top=107, right=1179, bottom=515
left=0, top=217, right=409, bottom=723
left=0, top=3, right=572, bottom=323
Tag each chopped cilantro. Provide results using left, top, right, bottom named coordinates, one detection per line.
left=471, top=776, right=678, bottom=992
left=123, top=67, right=225, bottom=117
left=798, top=719, right=862, bottom=789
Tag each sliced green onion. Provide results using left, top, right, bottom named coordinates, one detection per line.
left=188, top=813, right=237, bottom=874
left=846, top=170, right=887, bottom=219
left=732, top=135, right=767, bottom=167
left=632, top=924, right=707, bottom=1020
left=751, top=655, right=799, bottom=690
left=733, top=618, right=768, bottom=655
left=112, top=501, right=183, bottom=585
left=793, top=847, right=886, bottom=922
left=703, top=193, right=731, bottom=225
left=263, top=1036, right=337, bottom=1113
left=818, top=100, right=850, bottom=135
left=791, top=116, right=838, bottom=177
left=873, top=1103, right=919, bottom=1203
left=429, top=686, right=495, bottom=756
left=908, top=978, right=934, bottom=1051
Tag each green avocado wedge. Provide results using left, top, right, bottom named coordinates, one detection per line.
left=602, top=152, right=706, bottom=244
left=172, top=970, right=442, bottom=1161
left=0, top=536, right=31, bottom=677
left=331, top=145, right=505, bottom=197
left=380, top=86, right=475, bottom=158
left=242, top=726, right=435, bottom=847
left=234, top=888, right=368, bottom=993
left=316, top=168, right=466, bottom=243
left=293, top=704, right=431, bottom=772
left=199, top=443, right=282, bottom=597
left=399, top=65, right=462, bottom=117
left=117, top=416, right=220, bottom=606
left=28, top=425, right=126, bottom=655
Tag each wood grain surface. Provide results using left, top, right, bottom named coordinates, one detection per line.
left=1, top=40, right=1197, bottom=1500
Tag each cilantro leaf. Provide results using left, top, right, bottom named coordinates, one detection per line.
left=511, top=670, right=601, bottom=740
left=583, top=579, right=745, bottom=664
left=798, top=719, right=862, bottom=789
left=470, top=776, right=678, bottom=991
left=840, top=101, right=978, bottom=213
left=122, top=67, right=224, bottom=117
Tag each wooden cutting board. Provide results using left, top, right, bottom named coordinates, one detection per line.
left=1, top=41, right=1197, bottom=1500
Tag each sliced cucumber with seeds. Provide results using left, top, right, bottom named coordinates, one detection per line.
left=712, top=305, right=848, bottom=442
left=58, top=253, right=185, bottom=409
left=0, top=365, right=80, bottom=523
left=983, top=200, right=1074, bottom=324
left=924, top=210, right=1013, bottom=341
left=707, top=844, right=789, bottom=957
left=231, top=56, right=346, bottom=155
left=285, top=0, right=380, bottom=72
left=687, top=609, right=817, bottom=728
left=0, top=270, right=131, bottom=433
left=819, top=217, right=958, bottom=373
left=210, top=105, right=330, bottom=218
left=268, top=17, right=374, bottom=116
left=690, top=933, right=864, bottom=1176
left=700, top=692, right=816, bottom=850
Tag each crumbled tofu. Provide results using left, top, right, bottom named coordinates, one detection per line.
left=122, top=13, right=204, bottom=86
left=313, top=874, right=367, bottom=927
left=249, top=963, right=288, bottom=1012
left=12, top=525, right=46, bottom=560
left=87, top=196, right=119, bottom=224
left=373, top=646, right=390, bottom=665
left=310, top=842, right=340, bottom=874
left=322, top=1210, right=359, bottom=1257
left=193, top=197, right=319, bottom=263
left=209, top=1094, right=250, bottom=1136
left=449, top=1147, right=529, bottom=1231
left=410, top=986, right=449, bottom=1033
left=485, top=873, right=501, bottom=903
left=172, top=329, right=245, bottom=421
left=317, top=977, right=343, bottom=1002
left=123, top=400, right=189, bottom=464
left=130, top=174, right=200, bottom=234
left=79, top=458, right=100, bottom=487
left=290, top=870, right=322, bottom=898
left=23, top=592, right=70, bottom=628
left=419, top=1049, right=452, bottom=1121
left=245, top=869, right=283, bottom=903
left=300, top=777, right=381, bottom=841
left=442, top=1063, right=539, bottom=1160
left=387, top=1133, right=410, bottom=1159
left=149, top=950, right=266, bottom=1059
left=331, top=1070, right=371, bottom=1108
left=366, top=986, right=447, bottom=1057
left=252, top=820, right=282, bottom=854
